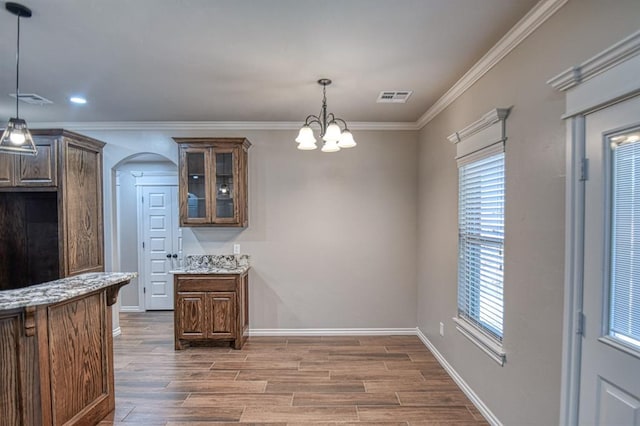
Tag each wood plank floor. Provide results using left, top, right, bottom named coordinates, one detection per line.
left=99, top=312, right=488, bottom=425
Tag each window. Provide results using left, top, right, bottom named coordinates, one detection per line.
left=609, top=130, right=640, bottom=352
left=458, top=152, right=505, bottom=341
left=448, top=108, right=509, bottom=365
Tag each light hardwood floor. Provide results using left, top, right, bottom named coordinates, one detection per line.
left=100, top=312, right=488, bottom=425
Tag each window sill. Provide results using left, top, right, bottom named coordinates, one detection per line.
left=453, top=317, right=506, bottom=366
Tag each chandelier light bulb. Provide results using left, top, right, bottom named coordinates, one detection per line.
left=337, top=129, right=356, bottom=148
left=9, top=129, right=26, bottom=145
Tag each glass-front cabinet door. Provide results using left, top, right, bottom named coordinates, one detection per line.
left=213, top=148, right=238, bottom=224
left=175, top=137, right=250, bottom=227
left=180, top=148, right=211, bottom=224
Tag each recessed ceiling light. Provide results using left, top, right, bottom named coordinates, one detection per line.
left=70, top=96, right=87, bottom=104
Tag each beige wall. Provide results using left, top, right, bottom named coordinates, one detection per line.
left=90, top=128, right=418, bottom=328
left=416, top=0, right=640, bottom=424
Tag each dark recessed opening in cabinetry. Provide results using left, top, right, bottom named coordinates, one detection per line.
left=0, top=192, right=59, bottom=290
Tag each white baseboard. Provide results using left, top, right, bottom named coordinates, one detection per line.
left=112, top=326, right=122, bottom=337
left=248, top=327, right=418, bottom=337
left=120, top=306, right=145, bottom=313
left=416, top=327, right=501, bottom=426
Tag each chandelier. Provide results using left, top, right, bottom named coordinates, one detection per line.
left=295, top=79, right=356, bottom=152
left=0, top=2, right=37, bottom=155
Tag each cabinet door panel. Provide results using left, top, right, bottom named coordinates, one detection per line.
left=176, top=292, right=206, bottom=339
left=212, top=148, right=239, bottom=225
left=0, top=154, right=14, bottom=187
left=16, top=139, right=57, bottom=187
left=180, top=148, right=211, bottom=225
left=207, top=292, right=235, bottom=338
left=62, top=141, right=103, bottom=275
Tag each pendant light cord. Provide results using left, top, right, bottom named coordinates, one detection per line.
left=15, top=13, right=21, bottom=119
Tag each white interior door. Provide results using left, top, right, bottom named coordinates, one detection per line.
left=579, top=95, right=640, bottom=425
left=142, top=185, right=181, bottom=310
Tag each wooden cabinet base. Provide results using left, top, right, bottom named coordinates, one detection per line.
left=0, top=282, right=128, bottom=426
left=174, top=272, right=249, bottom=350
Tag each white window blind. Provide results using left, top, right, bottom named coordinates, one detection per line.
left=458, top=151, right=505, bottom=341
left=610, top=134, right=640, bottom=350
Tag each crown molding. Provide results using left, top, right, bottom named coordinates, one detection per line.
left=29, top=121, right=419, bottom=132
left=548, top=29, right=640, bottom=91
left=416, top=0, right=568, bottom=129
left=447, top=108, right=510, bottom=143
left=27, top=1, right=566, bottom=135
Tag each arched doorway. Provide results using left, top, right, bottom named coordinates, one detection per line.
left=112, top=153, right=179, bottom=313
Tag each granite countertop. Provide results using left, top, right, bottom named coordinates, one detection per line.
left=0, top=272, right=137, bottom=311
left=170, top=266, right=250, bottom=275
left=170, top=254, right=250, bottom=275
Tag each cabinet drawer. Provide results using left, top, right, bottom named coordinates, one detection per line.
left=176, top=276, right=237, bottom=292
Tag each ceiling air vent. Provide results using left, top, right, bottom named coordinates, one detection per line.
left=9, top=93, right=53, bottom=105
left=376, top=90, right=413, bottom=103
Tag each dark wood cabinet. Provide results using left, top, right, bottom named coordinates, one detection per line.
left=0, top=277, right=131, bottom=426
left=0, top=137, right=57, bottom=188
left=0, top=130, right=105, bottom=290
left=173, top=137, right=251, bottom=227
left=174, top=272, right=249, bottom=350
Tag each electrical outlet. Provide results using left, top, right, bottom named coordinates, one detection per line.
left=439, top=322, right=444, bottom=336
left=233, top=244, right=240, bottom=254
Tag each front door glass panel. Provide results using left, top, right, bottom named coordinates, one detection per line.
left=609, top=129, right=640, bottom=352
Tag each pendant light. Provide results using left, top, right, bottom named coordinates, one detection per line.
left=0, top=2, right=37, bottom=156
left=295, top=79, right=356, bottom=152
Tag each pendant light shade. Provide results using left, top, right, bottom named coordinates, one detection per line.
left=295, top=125, right=316, bottom=144
left=0, top=118, right=36, bottom=153
left=1, top=2, right=37, bottom=156
left=337, top=129, right=357, bottom=148
left=322, top=122, right=342, bottom=143
left=321, top=139, right=340, bottom=153
left=295, top=79, right=357, bottom=153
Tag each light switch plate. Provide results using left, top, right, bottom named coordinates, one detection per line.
left=233, top=244, right=240, bottom=254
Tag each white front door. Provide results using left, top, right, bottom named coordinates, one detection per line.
left=142, top=185, right=181, bottom=310
left=579, top=94, right=640, bottom=424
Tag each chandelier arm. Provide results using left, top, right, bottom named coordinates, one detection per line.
left=304, top=115, right=321, bottom=127
left=332, top=117, right=349, bottom=130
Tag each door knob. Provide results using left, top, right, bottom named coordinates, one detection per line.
left=166, top=254, right=172, bottom=258
left=172, top=254, right=178, bottom=258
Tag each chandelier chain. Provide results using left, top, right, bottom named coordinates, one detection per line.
left=15, top=13, right=21, bottom=118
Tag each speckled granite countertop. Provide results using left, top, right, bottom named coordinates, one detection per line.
left=170, top=254, right=250, bottom=275
left=170, top=266, right=250, bottom=274
left=0, top=272, right=137, bottom=311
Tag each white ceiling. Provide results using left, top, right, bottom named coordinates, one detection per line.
left=0, top=0, right=538, bottom=124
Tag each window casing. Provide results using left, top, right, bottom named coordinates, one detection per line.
left=448, top=108, right=509, bottom=365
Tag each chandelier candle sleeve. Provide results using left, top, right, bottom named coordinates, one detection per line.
left=295, top=79, right=357, bottom=152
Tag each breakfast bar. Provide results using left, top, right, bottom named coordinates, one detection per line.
left=0, top=272, right=135, bottom=426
